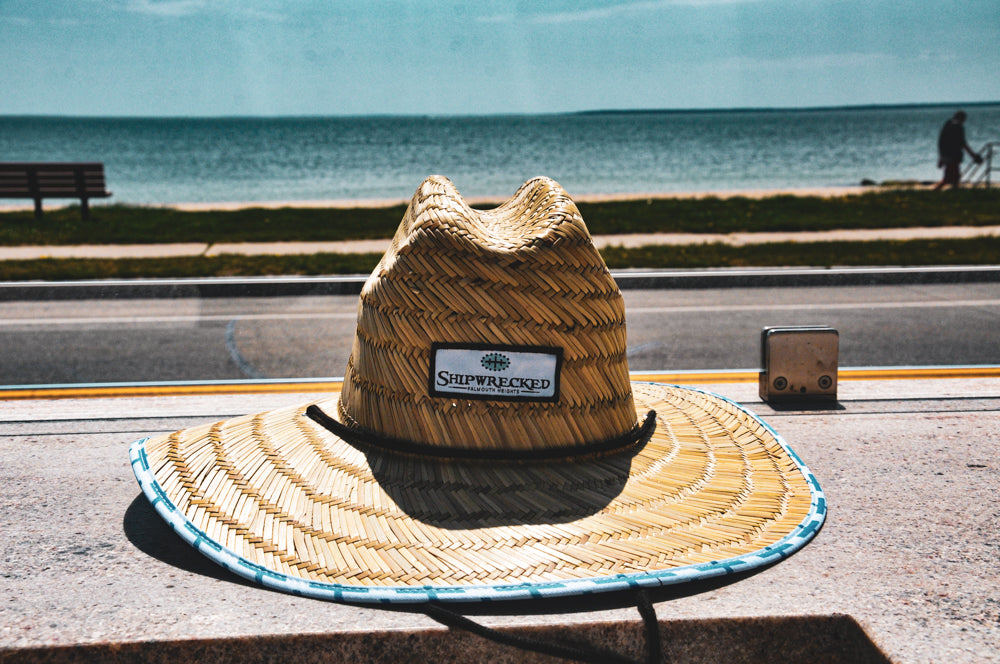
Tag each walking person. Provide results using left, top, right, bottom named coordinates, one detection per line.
left=934, top=110, right=983, bottom=190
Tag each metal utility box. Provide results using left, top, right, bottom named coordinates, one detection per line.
left=759, top=326, right=839, bottom=401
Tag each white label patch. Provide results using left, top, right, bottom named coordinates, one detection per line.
left=429, top=344, right=562, bottom=402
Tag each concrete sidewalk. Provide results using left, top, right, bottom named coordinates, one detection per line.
left=2, top=376, right=998, bottom=663
left=3, top=225, right=1000, bottom=261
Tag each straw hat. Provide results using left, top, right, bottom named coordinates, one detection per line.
left=130, top=175, right=825, bottom=603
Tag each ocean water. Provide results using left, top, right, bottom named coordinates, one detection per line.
left=2, top=104, right=998, bottom=205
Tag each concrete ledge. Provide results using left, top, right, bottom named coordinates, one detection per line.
left=2, top=266, right=1000, bottom=301
left=2, top=379, right=998, bottom=663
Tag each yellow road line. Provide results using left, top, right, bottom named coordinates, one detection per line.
left=0, top=381, right=344, bottom=400
left=634, top=371, right=759, bottom=384
left=639, top=366, right=1000, bottom=383
left=3, top=366, right=1000, bottom=400
left=837, top=366, right=1000, bottom=380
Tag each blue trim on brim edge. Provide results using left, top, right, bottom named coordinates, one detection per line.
left=128, top=383, right=826, bottom=604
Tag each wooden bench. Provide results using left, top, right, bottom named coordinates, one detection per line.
left=0, top=162, right=112, bottom=220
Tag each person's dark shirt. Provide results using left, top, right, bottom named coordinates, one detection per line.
left=938, top=120, right=966, bottom=163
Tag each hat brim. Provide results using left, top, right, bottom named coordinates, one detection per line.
left=130, top=382, right=824, bottom=604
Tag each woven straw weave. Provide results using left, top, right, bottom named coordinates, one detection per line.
left=132, top=175, right=824, bottom=599
left=140, top=383, right=813, bottom=589
left=338, top=175, right=636, bottom=452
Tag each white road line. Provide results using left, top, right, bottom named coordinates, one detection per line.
left=0, top=312, right=358, bottom=326
left=2, top=299, right=999, bottom=326
left=628, top=299, right=1000, bottom=314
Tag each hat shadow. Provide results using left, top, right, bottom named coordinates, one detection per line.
left=123, top=491, right=769, bottom=615
left=361, top=443, right=640, bottom=531
left=123, top=478, right=792, bottom=616
left=122, top=493, right=257, bottom=589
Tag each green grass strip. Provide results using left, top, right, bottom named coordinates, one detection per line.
left=2, top=238, right=998, bottom=282
left=600, top=237, right=1000, bottom=269
left=2, top=188, right=999, bottom=246
left=580, top=188, right=1000, bottom=235
left=0, top=253, right=384, bottom=282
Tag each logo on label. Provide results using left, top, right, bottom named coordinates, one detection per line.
left=429, top=344, right=562, bottom=402
left=480, top=353, right=510, bottom=372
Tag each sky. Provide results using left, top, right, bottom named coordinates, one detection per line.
left=2, top=0, right=998, bottom=117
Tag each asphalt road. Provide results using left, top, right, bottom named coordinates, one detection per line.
left=3, top=282, right=1000, bottom=386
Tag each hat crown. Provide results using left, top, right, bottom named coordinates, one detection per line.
left=338, top=175, right=636, bottom=453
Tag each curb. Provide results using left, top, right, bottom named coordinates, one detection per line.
left=2, top=266, right=999, bottom=301
left=613, top=265, right=1000, bottom=289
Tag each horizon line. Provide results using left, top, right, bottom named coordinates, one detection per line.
left=2, top=100, right=999, bottom=121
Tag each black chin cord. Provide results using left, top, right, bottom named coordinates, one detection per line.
left=422, top=589, right=664, bottom=664
left=636, top=589, right=663, bottom=663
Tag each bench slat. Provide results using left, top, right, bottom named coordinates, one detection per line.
left=0, top=162, right=112, bottom=218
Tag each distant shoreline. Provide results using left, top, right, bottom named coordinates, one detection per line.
left=0, top=185, right=890, bottom=213
left=172, top=185, right=879, bottom=210
left=574, top=100, right=1000, bottom=116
